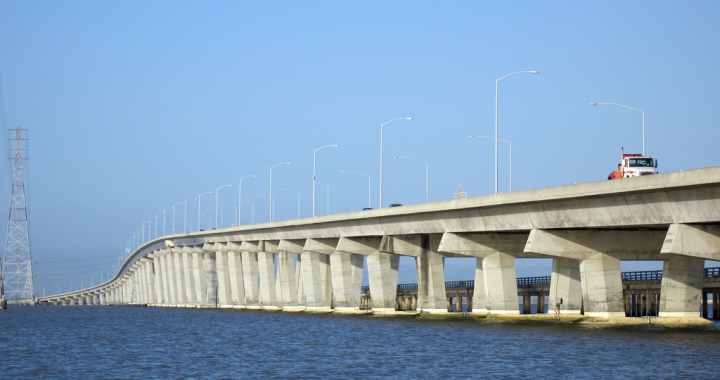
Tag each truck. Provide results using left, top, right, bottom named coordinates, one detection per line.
left=608, top=148, right=658, bottom=180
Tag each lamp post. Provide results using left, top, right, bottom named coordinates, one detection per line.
left=155, top=212, right=161, bottom=239
left=172, top=201, right=183, bottom=234
left=220, top=204, right=238, bottom=227
left=215, top=184, right=233, bottom=229
left=254, top=195, right=273, bottom=222
left=380, top=118, right=413, bottom=208
left=590, top=102, right=646, bottom=156
left=305, top=181, right=329, bottom=215
left=313, top=144, right=338, bottom=216
left=277, top=188, right=300, bottom=219
left=270, top=163, right=290, bottom=222
left=495, top=70, right=538, bottom=193
left=341, top=170, right=371, bottom=209
left=238, top=175, right=257, bottom=226
left=241, top=200, right=255, bottom=224
left=470, top=135, right=513, bottom=191
left=198, top=191, right=212, bottom=231
left=163, top=207, right=172, bottom=236
left=393, top=156, right=429, bottom=202
left=183, top=197, right=195, bottom=233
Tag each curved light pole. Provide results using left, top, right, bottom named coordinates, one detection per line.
left=590, top=102, right=646, bottom=156
left=155, top=212, right=161, bottom=239
left=393, top=156, right=429, bottom=202
left=341, top=170, right=371, bottom=209
left=172, top=201, right=183, bottom=234
left=163, top=207, right=172, bottom=236
left=241, top=200, right=255, bottom=224
left=238, top=175, right=258, bottom=226
left=254, top=194, right=273, bottom=222
left=220, top=204, right=238, bottom=227
left=198, top=191, right=212, bottom=231
left=182, top=197, right=195, bottom=233
left=495, top=70, right=538, bottom=193
left=470, top=135, right=513, bottom=191
left=270, top=163, right=290, bottom=222
left=313, top=144, right=338, bottom=216
left=277, top=188, right=300, bottom=219
left=380, top=118, right=412, bottom=208
left=215, top=184, right=233, bottom=229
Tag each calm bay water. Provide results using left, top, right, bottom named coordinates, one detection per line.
left=2, top=306, right=719, bottom=379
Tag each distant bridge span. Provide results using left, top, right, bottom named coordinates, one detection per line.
left=39, top=167, right=720, bottom=322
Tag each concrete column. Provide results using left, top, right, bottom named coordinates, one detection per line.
left=549, top=257, right=583, bottom=314
left=193, top=252, right=207, bottom=305
left=659, top=257, right=705, bottom=317
left=227, top=250, right=245, bottom=306
left=153, top=257, right=163, bottom=305
left=319, top=254, right=333, bottom=308
left=93, top=294, right=99, bottom=305
left=295, top=254, right=306, bottom=306
left=157, top=254, right=169, bottom=305
left=164, top=253, right=177, bottom=305
left=241, top=251, right=260, bottom=307
left=203, top=252, right=218, bottom=307
left=301, top=252, right=326, bottom=309
left=483, top=252, right=519, bottom=315
left=579, top=253, right=625, bottom=318
left=173, top=251, right=186, bottom=305
left=472, top=258, right=487, bottom=312
left=257, top=251, right=277, bottom=308
left=216, top=250, right=233, bottom=307
left=277, top=252, right=298, bottom=308
left=182, top=251, right=197, bottom=305
left=415, top=236, right=446, bottom=313
left=144, top=262, right=154, bottom=304
left=330, top=251, right=364, bottom=311
left=367, top=251, right=400, bottom=312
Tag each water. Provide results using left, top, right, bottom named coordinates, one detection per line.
left=2, top=306, right=720, bottom=379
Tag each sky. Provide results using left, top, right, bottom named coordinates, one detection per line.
left=0, top=1, right=719, bottom=296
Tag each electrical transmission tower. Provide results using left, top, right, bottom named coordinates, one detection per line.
left=2, top=126, right=35, bottom=304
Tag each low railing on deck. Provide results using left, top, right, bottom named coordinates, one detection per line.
left=622, top=270, right=663, bottom=281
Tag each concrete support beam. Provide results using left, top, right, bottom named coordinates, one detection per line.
left=659, top=257, right=705, bottom=317
left=330, top=251, right=363, bottom=311
left=173, top=250, right=186, bottom=305
left=295, top=254, right=306, bottom=306
left=579, top=253, right=625, bottom=317
left=257, top=250, right=277, bottom=308
left=203, top=251, right=217, bottom=307
left=242, top=251, right=260, bottom=307
left=277, top=251, right=298, bottom=308
left=193, top=251, right=207, bottom=305
left=182, top=249, right=197, bottom=305
left=549, top=258, right=583, bottom=314
left=367, top=251, right=400, bottom=313
left=472, top=259, right=487, bottom=312
left=301, top=251, right=326, bottom=309
left=483, top=252, right=520, bottom=314
left=164, top=252, right=177, bottom=305
left=214, top=244, right=233, bottom=307
left=416, top=235, right=447, bottom=313
left=226, top=246, right=245, bottom=307
left=150, top=254, right=163, bottom=305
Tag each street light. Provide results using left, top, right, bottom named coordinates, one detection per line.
left=254, top=195, right=273, bottom=222
left=341, top=170, right=371, bottom=209
left=590, top=102, right=646, bottom=156
left=470, top=135, right=513, bottom=191
left=393, top=156, right=429, bottom=202
left=380, top=118, right=413, bottom=208
left=155, top=212, right=161, bottom=239
left=163, top=207, right=172, bottom=236
left=241, top=200, right=255, bottom=224
left=495, top=70, right=538, bottom=193
left=238, top=175, right=257, bottom=226
left=171, top=201, right=183, bottom=234
left=313, top=144, right=339, bottom=216
left=277, top=188, right=300, bottom=219
left=198, top=191, right=212, bottom=231
left=270, top=162, right=291, bottom=222
left=183, top=197, right=195, bottom=233
left=215, top=184, right=233, bottom=229
left=304, top=181, right=329, bottom=215
left=220, top=204, right=238, bottom=227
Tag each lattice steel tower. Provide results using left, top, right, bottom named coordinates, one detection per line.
left=2, top=126, right=35, bottom=303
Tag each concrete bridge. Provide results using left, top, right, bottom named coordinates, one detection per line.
left=39, top=166, right=720, bottom=323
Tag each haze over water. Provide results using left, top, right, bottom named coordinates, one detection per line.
left=2, top=307, right=719, bottom=379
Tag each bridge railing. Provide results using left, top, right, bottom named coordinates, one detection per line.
left=621, top=270, right=663, bottom=281
left=359, top=267, right=720, bottom=293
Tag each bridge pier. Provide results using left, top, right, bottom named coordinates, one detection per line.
left=549, top=258, right=582, bottom=314
left=226, top=243, right=246, bottom=308
left=241, top=250, right=260, bottom=308
left=257, top=249, right=278, bottom=309
left=173, top=249, right=187, bottom=306
left=203, top=250, right=218, bottom=307
left=215, top=244, right=233, bottom=308
left=182, top=249, right=197, bottom=306
left=193, top=249, right=207, bottom=306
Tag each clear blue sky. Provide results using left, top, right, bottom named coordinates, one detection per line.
left=1, top=1, right=718, bottom=295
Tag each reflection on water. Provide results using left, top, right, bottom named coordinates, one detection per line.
left=1, top=306, right=718, bottom=379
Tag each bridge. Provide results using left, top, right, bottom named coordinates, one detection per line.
left=38, top=166, right=720, bottom=324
